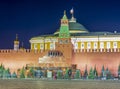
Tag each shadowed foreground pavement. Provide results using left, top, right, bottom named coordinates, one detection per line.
left=0, top=79, right=120, bottom=89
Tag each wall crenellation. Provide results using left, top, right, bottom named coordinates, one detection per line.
left=1, top=48, right=120, bottom=54
left=0, top=49, right=47, bottom=54
left=74, top=48, right=120, bottom=53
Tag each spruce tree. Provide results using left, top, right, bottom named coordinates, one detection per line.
left=102, top=65, right=105, bottom=72
left=0, top=64, right=2, bottom=69
left=0, top=68, right=2, bottom=78
left=11, top=72, right=17, bottom=78
left=3, top=69, right=8, bottom=78
left=6, top=68, right=11, bottom=78
left=20, top=67, right=25, bottom=78
left=0, top=64, right=4, bottom=78
left=57, top=70, right=62, bottom=79
left=64, top=68, right=69, bottom=79
left=118, top=64, right=120, bottom=78
left=84, top=65, right=88, bottom=79
left=100, top=65, right=105, bottom=78
left=88, top=67, right=94, bottom=79
left=75, top=69, right=81, bottom=79
left=93, top=65, right=98, bottom=78
left=106, top=68, right=111, bottom=79
left=28, top=67, right=34, bottom=78
left=0, top=64, right=5, bottom=71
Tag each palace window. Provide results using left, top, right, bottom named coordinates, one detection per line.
left=94, top=42, right=97, bottom=49
left=87, top=42, right=91, bottom=49
left=100, top=42, right=104, bottom=49
left=40, top=44, right=44, bottom=49
left=113, top=42, right=117, bottom=48
left=81, top=43, right=84, bottom=49
left=50, top=43, right=53, bottom=49
left=75, top=43, right=78, bottom=49
left=34, top=44, right=37, bottom=50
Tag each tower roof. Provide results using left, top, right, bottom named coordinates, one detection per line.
left=62, top=10, right=68, bottom=19
left=59, top=10, right=70, bottom=38
left=15, top=34, right=19, bottom=41
left=54, top=9, right=89, bottom=35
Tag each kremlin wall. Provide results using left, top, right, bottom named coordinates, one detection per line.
left=0, top=9, right=120, bottom=77
left=72, top=51, right=120, bottom=76
left=0, top=49, right=46, bottom=73
left=0, top=49, right=120, bottom=76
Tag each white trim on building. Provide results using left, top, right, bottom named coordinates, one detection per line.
left=107, top=42, right=110, bottom=49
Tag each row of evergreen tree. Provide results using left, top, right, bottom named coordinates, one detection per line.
left=0, top=64, right=17, bottom=78
left=83, top=65, right=112, bottom=79
left=0, top=64, right=120, bottom=79
left=56, top=66, right=113, bottom=79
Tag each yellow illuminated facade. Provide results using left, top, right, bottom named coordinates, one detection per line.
left=30, top=10, right=120, bottom=52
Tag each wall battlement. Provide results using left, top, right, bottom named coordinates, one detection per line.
left=0, top=49, right=47, bottom=54
left=0, top=48, right=120, bottom=76
left=74, top=48, right=120, bottom=53
left=0, top=48, right=120, bottom=54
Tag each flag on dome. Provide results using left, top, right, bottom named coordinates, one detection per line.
left=70, top=8, right=74, bottom=14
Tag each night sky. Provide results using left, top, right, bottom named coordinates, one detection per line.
left=0, top=0, right=120, bottom=49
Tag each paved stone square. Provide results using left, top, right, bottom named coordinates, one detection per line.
left=0, top=79, right=120, bottom=89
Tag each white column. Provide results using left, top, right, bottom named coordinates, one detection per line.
left=53, top=41, right=55, bottom=50
left=107, top=42, right=110, bottom=52
left=100, top=42, right=104, bottom=52
left=34, top=44, right=37, bottom=50
left=113, top=42, right=117, bottom=52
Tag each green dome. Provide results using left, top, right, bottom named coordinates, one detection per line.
left=54, top=22, right=89, bottom=35
left=69, top=22, right=88, bottom=32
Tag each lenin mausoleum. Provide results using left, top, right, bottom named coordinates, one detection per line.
left=0, top=9, right=120, bottom=77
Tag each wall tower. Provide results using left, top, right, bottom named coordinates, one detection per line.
left=14, top=34, right=19, bottom=51
left=56, top=11, right=73, bottom=62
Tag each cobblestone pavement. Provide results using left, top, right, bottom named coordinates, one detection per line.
left=0, top=79, right=120, bottom=89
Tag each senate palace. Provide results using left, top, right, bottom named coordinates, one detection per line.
left=30, top=10, right=120, bottom=53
